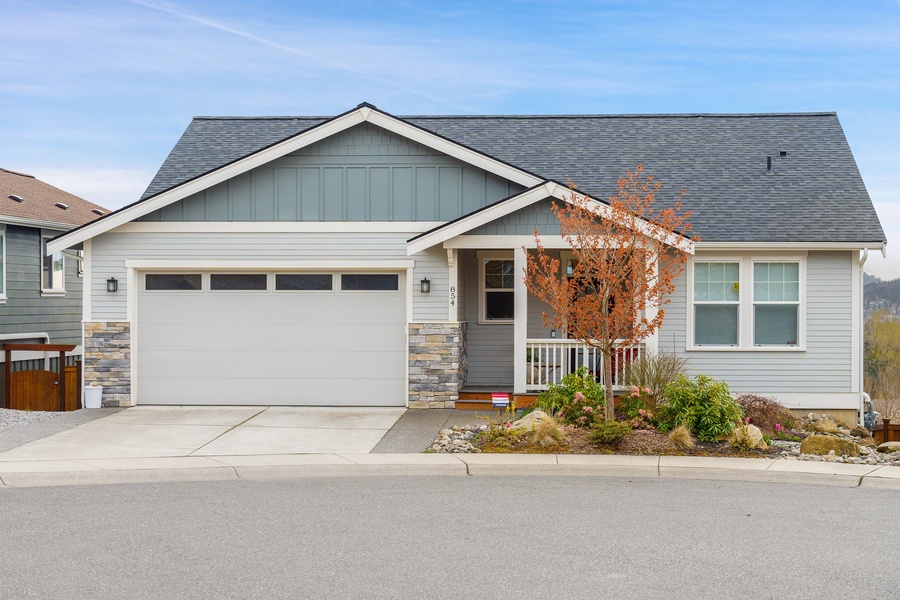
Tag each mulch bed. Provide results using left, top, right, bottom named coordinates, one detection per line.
left=479, top=426, right=780, bottom=458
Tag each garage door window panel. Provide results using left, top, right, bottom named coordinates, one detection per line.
left=341, top=274, right=399, bottom=291
left=145, top=273, right=202, bottom=291
left=275, top=274, right=334, bottom=291
left=210, top=273, right=268, bottom=291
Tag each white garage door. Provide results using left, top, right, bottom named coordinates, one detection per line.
left=136, top=271, right=407, bottom=406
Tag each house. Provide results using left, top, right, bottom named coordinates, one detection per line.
left=48, top=104, right=885, bottom=423
left=0, top=168, right=107, bottom=405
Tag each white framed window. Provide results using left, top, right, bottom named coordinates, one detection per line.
left=688, top=255, right=805, bottom=351
left=692, top=260, right=741, bottom=346
left=478, top=252, right=514, bottom=323
left=41, top=232, right=65, bottom=295
left=0, top=225, right=6, bottom=302
left=753, top=261, right=801, bottom=346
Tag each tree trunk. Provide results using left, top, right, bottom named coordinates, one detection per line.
left=603, top=346, right=615, bottom=420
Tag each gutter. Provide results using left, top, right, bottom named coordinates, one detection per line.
left=859, top=248, right=868, bottom=427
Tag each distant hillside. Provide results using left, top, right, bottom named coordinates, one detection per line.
left=865, top=274, right=900, bottom=317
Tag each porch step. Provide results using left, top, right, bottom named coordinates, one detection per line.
left=456, top=392, right=537, bottom=411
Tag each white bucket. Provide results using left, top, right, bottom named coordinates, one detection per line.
left=83, top=385, right=103, bottom=409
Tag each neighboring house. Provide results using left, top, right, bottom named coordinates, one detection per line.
left=0, top=168, right=107, bottom=404
left=48, top=103, right=885, bottom=423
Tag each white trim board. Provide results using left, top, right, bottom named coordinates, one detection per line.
left=698, top=241, right=885, bottom=251
left=47, top=105, right=544, bottom=255
left=124, top=259, right=416, bottom=270
left=113, top=222, right=445, bottom=234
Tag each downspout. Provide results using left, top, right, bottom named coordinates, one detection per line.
left=859, top=248, right=868, bottom=427
left=0, top=332, right=52, bottom=370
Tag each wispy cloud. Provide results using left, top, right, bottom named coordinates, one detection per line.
left=128, top=0, right=476, bottom=112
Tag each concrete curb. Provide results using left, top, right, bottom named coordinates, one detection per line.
left=0, top=454, right=897, bottom=489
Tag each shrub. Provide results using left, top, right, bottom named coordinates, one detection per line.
left=529, top=417, right=567, bottom=448
left=617, top=385, right=654, bottom=419
left=534, top=366, right=606, bottom=427
left=624, top=349, right=691, bottom=407
left=735, top=394, right=798, bottom=434
left=668, top=425, right=694, bottom=449
left=660, top=374, right=743, bottom=442
left=590, top=419, right=633, bottom=446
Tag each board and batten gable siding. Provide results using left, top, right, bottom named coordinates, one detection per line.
left=467, top=198, right=562, bottom=236
left=0, top=225, right=83, bottom=346
left=89, top=230, right=448, bottom=323
left=462, top=248, right=557, bottom=387
left=137, top=123, right=525, bottom=224
left=658, top=250, right=853, bottom=394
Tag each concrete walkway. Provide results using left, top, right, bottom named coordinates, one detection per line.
left=0, top=407, right=898, bottom=489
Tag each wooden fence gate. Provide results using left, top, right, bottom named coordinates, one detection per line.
left=2, top=343, right=80, bottom=412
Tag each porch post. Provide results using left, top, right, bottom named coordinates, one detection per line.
left=514, top=246, right=528, bottom=394
left=447, top=249, right=459, bottom=322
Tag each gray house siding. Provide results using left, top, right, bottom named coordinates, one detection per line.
left=138, top=123, right=525, bottom=224
left=468, top=198, right=562, bottom=235
left=0, top=225, right=83, bottom=406
left=89, top=230, right=446, bottom=323
left=658, top=250, right=854, bottom=394
left=0, top=225, right=82, bottom=345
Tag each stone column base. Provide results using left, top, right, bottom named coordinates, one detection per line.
left=84, top=322, right=132, bottom=407
left=408, top=322, right=467, bottom=409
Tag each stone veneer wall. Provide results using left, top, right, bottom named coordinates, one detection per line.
left=408, top=322, right=467, bottom=408
left=84, top=322, right=132, bottom=407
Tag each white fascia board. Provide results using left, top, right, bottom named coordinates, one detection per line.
left=365, top=110, right=542, bottom=188
left=124, top=259, right=415, bottom=270
left=443, top=235, right=571, bottom=249
left=1, top=216, right=74, bottom=231
left=697, top=241, right=885, bottom=251
left=113, top=221, right=444, bottom=234
left=49, top=106, right=545, bottom=256
left=408, top=182, right=694, bottom=255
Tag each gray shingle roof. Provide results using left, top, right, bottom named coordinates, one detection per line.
left=141, top=109, right=885, bottom=244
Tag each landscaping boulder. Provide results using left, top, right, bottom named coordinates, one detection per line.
left=858, top=437, right=877, bottom=447
left=510, top=410, right=550, bottom=431
left=808, top=418, right=839, bottom=434
left=800, top=434, right=860, bottom=457
left=876, top=441, right=900, bottom=454
left=721, top=424, right=768, bottom=450
left=851, top=426, right=872, bottom=438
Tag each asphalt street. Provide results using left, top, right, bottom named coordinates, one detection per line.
left=2, top=476, right=898, bottom=599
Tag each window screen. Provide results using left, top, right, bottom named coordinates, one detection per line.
left=693, top=262, right=740, bottom=345
left=753, top=262, right=800, bottom=345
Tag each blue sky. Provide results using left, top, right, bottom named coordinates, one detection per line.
left=4, top=0, right=899, bottom=277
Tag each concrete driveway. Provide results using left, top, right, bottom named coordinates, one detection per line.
left=0, top=406, right=406, bottom=461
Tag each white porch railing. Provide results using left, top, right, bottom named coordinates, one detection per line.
left=525, top=339, right=645, bottom=392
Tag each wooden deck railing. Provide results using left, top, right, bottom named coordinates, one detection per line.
left=525, top=339, right=644, bottom=392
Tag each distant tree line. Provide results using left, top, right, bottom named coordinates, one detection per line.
left=865, top=273, right=900, bottom=318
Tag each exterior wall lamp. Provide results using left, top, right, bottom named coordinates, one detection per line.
left=419, top=277, right=431, bottom=294
left=106, top=277, right=118, bottom=293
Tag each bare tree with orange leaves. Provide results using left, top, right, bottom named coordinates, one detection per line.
left=525, top=165, right=694, bottom=420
